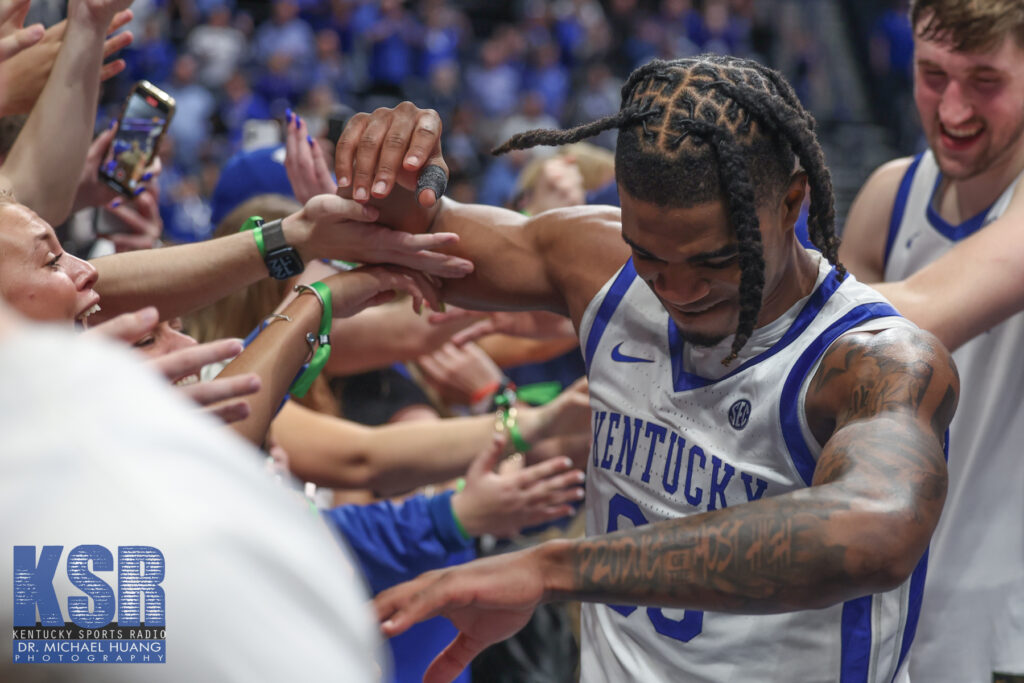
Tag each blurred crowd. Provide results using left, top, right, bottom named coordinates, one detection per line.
left=14, top=0, right=841, bottom=247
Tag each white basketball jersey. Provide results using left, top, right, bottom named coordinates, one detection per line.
left=577, top=252, right=920, bottom=683
left=884, top=151, right=1024, bottom=682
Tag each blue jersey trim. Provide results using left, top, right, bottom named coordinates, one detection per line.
left=779, top=302, right=901, bottom=486
left=884, top=154, right=924, bottom=270
left=925, top=170, right=990, bottom=242
left=584, top=259, right=637, bottom=373
left=668, top=268, right=843, bottom=392
left=893, top=431, right=945, bottom=679
left=841, top=595, right=874, bottom=682
left=894, top=548, right=929, bottom=680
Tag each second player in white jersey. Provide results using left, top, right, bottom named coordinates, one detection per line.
left=883, top=150, right=1024, bottom=683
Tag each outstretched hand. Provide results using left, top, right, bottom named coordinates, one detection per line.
left=322, top=264, right=444, bottom=319
left=416, top=341, right=503, bottom=407
left=375, top=548, right=548, bottom=683
left=0, top=0, right=43, bottom=61
left=452, top=434, right=584, bottom=538
left=283, top=109, right=335, bottom=204
left=81, top=307, right=261, bottom=424
left=0, top=9, right=131, bottom=116
left=335, top=102, right=449, bottom=207
left=429, top=307, right=577, bottom=347
left=286, top=193, right=473, bottom=279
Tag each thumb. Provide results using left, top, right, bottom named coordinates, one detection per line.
left=467, top=433, right=506, bottom=481
left=416, top=162, right=449, bottom=209
left=424, top=632, right=487, bottom=683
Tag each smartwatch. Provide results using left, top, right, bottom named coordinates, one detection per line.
left=241, top=216, right=305, bottom=280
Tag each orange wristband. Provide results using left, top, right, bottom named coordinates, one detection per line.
left=469, top=381, right=501, bottom=405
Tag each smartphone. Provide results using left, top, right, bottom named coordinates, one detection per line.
left=99, top=80, right=175, bottom=197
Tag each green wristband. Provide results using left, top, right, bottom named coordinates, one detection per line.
left=240, top=216, right=266, bottom=258
left=450, top=498, right=471, bottom=541
left=290, top=281, right=333, bottom=398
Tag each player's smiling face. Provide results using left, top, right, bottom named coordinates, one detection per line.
left=619, top=185, right=806, bottom=349
left=913, top=27, right=1024, bottom=181
left=620, top=191, right=745, bottom=347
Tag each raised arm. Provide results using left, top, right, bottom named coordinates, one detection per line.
left=374, top=326, right=957, bottom=682
left=89, top=194, right=472, bottom=322
left=335, top=103, right=630, bottom=326
left=271, top=380, right=590, bottom=496
left=842, top=157, right=1024, bottom=351
left=867, top=186, right=1024, bottom=351
left=0, top=1, right=132, bottom=225
left=215, top=265, right=442, bottom=445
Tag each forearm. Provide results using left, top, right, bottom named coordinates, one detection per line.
left=326, top=302, right=473, bottom=376
left=274, top=402, right=556, bottom=494
left=870, top=247, right=1024, bottom=352
left=217, top=295, right=321, bottom=444
left=3, top=5, right=106, bottom=225
left=92, top=231, right=267, bottom=320
left=477, top=334, right=579, bottom=369
left=538, top=486, right=912, bottom=614
left=280, top=409, right=493, bottom=494
left=365, top=187, right=566, bottom=312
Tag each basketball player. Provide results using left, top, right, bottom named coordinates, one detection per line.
left=342, top=56, right=959, bottom=682
left=840, top=1, right=1024, bottom=680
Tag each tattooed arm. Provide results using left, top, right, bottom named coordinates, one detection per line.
left=374, top=326, right=958, bottom=682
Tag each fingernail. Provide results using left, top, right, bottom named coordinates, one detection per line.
left=134, top=186, right=145, bottom=196
left=138, top=307, right=158, bottom=324
left=406, top=155, right=419, bottom=166
left=110, top=200, right=121, bottom=208
left=285, top=108, right=293, bottom=123
left=307, top=135, right=314, bottom=146
left=354, top=187, right=368, bottom=201
left=104, top=160, right=116, bottom=173
left=362, top=205, right=379, bottom=219
left=141, top=172, right=153, bottom=181
left=109, top=119, right=117, bottom=130
left=372, top=181, right=386, bottom=195
left=339, top=176, right=349, bottom=187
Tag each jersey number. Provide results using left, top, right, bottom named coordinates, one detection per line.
left=605, top=494, right=704, bottom=642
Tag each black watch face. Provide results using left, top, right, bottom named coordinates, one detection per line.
left=266, top=249, right=304, bottom=280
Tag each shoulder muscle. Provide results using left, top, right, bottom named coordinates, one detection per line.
left=839, top=157, right=915, bottom=282
left=807, top=325, right=959, bottom=448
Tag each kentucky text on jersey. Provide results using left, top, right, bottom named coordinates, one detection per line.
left=591, top=410, right=768, bottom=512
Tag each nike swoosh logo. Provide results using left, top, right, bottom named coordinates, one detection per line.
left=611, top=342, right=654, bottom=363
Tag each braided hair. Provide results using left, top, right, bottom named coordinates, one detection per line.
left=494, top=55, right=844, bottom=364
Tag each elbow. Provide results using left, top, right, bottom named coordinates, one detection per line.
left=843, top=510, right=941, bottom=594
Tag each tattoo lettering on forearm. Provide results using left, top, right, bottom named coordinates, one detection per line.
left=573, top=499, right=852, bottom=610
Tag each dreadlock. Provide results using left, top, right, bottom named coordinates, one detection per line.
left=494, top=55, right=844, bottom=365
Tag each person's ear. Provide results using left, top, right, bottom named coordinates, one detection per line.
left=780, top=172, right=808, bottom=229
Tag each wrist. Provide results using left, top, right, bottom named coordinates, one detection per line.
left=68, top=2, right=116, bottom=32
left=449, top=489, right=476, bottom=539
left=281, top=213, right=312, bottom=262
left=532, top=539, right=576, bottom=602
